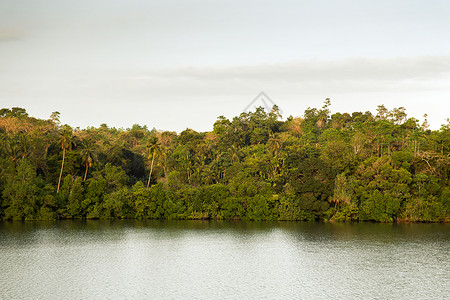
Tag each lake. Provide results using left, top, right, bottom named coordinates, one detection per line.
left=0, top=220, right=448, bottom=299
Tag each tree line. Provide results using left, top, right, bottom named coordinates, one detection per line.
left=0, top=102, right=448, bottom=222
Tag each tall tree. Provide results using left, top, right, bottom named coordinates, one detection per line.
left=57, top=125, right=75, bottom=193
left=146, top=136, right=160, bottom=189
left=80, top=139, right=97, bottom=181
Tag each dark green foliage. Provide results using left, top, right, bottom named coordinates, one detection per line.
left=353, top=157, right=412, bottom=222
left=67, top=177, right=84, bottom=218
left=0, top=106, right=449, bottom=222
left=84, top=177, right=106, bottom=218
left=121, top=149, right=146, bottom=183
left=1, top=159, right=40, bottom=220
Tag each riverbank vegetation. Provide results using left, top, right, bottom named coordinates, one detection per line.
left=0, top=102, right=449, bottom=222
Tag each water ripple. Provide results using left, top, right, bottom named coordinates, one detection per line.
left=0, top=221, right=448, bottom=299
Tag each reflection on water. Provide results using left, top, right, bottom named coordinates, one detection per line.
left=0, top=220, right=449, bottom=299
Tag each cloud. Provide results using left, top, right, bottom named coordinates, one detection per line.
left=129, top=55, right=450, bottom=95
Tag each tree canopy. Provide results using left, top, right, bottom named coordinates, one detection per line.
left=0, top=103, right=448, bottom=222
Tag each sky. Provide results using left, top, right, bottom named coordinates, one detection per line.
left=1, top=0, right=449, bottom=132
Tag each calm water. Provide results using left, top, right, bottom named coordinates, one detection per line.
left=0, top=220, right=448, bottom=299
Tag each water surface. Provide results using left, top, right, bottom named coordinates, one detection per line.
left=0, top=220, right=448, bottom=299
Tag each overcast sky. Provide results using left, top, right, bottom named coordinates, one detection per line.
left=1, top=0, right=449, bottom=132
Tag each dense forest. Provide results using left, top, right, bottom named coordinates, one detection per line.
left=0, top=101, right=449, bottom=222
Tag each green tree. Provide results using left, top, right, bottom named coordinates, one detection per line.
left=67, top=177, right=84, bottom=218
left=354, top=157, right=412, bottom=222
left=330, top=173, right=358, bottom=221
left=80, top=139, right=97, bottom=181
left=57, top=125, right=75, bottom=193
left=2, top=159, right=40, bottom=220
left=146, top=136, right=161, bottom=189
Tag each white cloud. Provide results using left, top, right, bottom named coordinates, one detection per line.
left=127, top=55, right=450, bottom=96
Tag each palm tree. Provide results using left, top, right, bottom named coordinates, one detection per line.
left=330, top=173, right=351, bottom=220
left=146, top=136, right=160, bottom=189
left=80, top=139, right=97, bottom=181
left=57, top=125, right=75, bottom=193
left=2, top=135, right=20, bottom=163
left=0, top=133, right=6, bottom=158
left=17, top=133, right=34, bottom=163
left=0, top=133, right=30, bottom=163
left=267, top=133, right=282, bottom=158
left=228, top=145, right=240, bottom=163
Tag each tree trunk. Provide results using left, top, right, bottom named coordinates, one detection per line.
left=163, top=166, right=167, bottom=179
left=163, top=155, right=168, bottom=179
left=146, top=154, right=155, bottom=189
left=330, top=200, right=339, bottom=220
left=57, top=148, right=65, bottom=193
left=84, top=163, right=89, bottom=181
